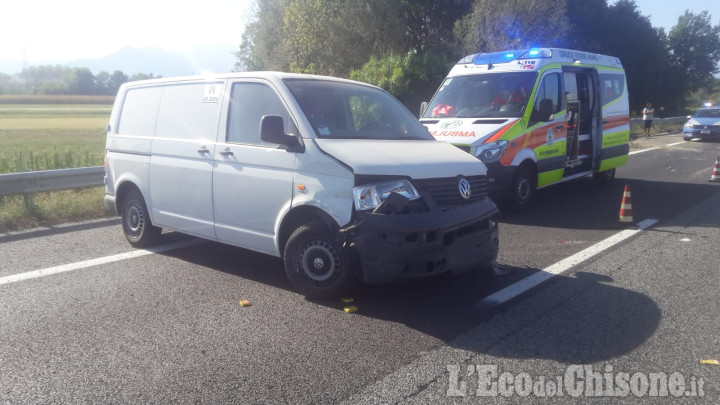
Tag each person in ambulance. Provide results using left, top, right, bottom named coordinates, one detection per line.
left=490, top=80, right=531, bottom=112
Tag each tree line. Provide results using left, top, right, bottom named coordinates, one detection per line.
left=0, top=66, right=160, bottom=97
left=237, top=0, right=720, bottom=116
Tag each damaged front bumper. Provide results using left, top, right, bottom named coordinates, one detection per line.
left=346, top=197, right=500, bottom=284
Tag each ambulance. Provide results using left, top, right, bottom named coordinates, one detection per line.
left=420, top=48, right=630, bottom=209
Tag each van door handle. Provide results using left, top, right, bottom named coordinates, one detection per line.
left=220, top=149, right=234, bottom=156
left=197, top=146, right=210, bottom=153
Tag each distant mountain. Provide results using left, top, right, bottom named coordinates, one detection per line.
left=0, top=44, right=238, bottom=77
left=68, top=45, right=238, bottom=77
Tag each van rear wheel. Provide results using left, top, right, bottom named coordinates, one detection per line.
left=121, top=189, right=161, bottom=247
left=593, top=168, right=616, bottom=185
left=283, top=222, right=354, bottom=299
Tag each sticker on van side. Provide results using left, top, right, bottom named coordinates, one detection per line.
left=202, top=84, right=222, bottom=103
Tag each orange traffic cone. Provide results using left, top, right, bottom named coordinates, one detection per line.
left=709, top=156, right=720, bottom=182
left=619, top=184, right=634, bottom=224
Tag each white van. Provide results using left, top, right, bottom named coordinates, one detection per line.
left=104, top=72, right=500, bottom=298
left=421, top=48, right=630, bottom=209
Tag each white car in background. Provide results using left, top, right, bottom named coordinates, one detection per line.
left=683, top=106, right=720, bottom=141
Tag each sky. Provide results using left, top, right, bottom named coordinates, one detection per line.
left=0, top=0, right=719, bottom=65
left=0, top=0, right=254, bottom=63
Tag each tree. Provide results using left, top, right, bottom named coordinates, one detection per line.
left=235, top=0, right=470, bottom=77
left=107, top=70, right=129, bottom=95
left=64, top=68, right=97, bottom=95
left=350, top=51, right=451, bottom=109
left=667, top=10, right=720, bottom=92
left=235, top=0, right=290, bottom=72
left=454, top=0, right=569, bottom=54
left=564, top=0, right=683, bottom=115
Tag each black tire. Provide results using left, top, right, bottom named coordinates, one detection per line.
left=283, top=222, right=354, bottom=299
left=592, top=168, right=616, bottom=185
left=504, top=164, right=536, bottom=211
left=120, top=189, right=161, bottom=247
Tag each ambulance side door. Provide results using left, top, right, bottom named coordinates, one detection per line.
left=528, top=70, right=566, bottom=187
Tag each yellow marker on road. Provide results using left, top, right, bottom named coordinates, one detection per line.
left=341, top=297, right=354, bottom=303
left=700, top=359, right=719, bottom=365
left=239, top=299, right=252, bottom=307
left=343, top=306, right=357, bottom=313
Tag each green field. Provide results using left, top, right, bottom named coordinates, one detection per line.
left=0, top=104, right=109, bottom=173
left=0, top=101, right=111, bottom=232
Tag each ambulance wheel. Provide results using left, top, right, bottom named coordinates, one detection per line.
left=284, top=222, right=354, bottom=299
left=504, top=164, right=536, bottom=211
left=121, top=189, right=161, bottom=247
left=593, top=168, right=616, bottom=185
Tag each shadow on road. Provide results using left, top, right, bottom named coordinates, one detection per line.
left=159, top=239, right=661, bottom=365
left=498, top=177, right=719, bottom=231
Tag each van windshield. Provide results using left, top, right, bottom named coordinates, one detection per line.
left=423, top=72, right=537, bottom=119
left=284, top=79, right=433, bottom=140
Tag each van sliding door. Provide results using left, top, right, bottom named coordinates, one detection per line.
left=149, top=82, right=221, bottom=239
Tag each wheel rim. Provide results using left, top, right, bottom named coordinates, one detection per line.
left=297, top=240, right=341, bottom=286
left=125, top=202, right=145, bottom=237
left=516, top=176, right=530, bottom=201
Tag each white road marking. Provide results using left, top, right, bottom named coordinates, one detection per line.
left=630, top=140, right=685, bottom=155
left=0, top=239, right=203, bottom=286
left=630, top=147, right=658, bottom=155
left=476, top=219, right=658, bottom=307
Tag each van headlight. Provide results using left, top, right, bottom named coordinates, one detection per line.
left=474, top=140, right=508, bottom=164
left=353, top=180, right=420, bottom=210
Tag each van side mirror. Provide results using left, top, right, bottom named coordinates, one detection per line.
left=260, top=115, right=303, bottom=152
left=419, top=102, right=428, bottom=118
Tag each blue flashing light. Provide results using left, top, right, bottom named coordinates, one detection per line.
left=473, top=50, right=527, bottom=65
left=519, top=48, right=552, bottom=59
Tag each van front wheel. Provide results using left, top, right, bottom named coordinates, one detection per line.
left=283, top=222, right=354, bottom=299
left=121, top=190, right=161, bottom=247
left=504, top=164, right=536, bottom=211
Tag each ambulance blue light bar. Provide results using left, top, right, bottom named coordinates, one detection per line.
left=519, top=48, right=553, bottom=59
left=457, top=48, right=553, bottom=65
left=471, top=50, right=526, bottom=65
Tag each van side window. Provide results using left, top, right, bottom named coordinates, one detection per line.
left=227, top=82, right=293, bottom=145
left=529, top=73, right=561, bottom=125
left=117, top=86, right=164, bottom=135
left=599, top=74, right=625, bottom=106
left=156, top=83, right=223, bottom=140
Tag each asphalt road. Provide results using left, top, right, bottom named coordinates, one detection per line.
left=1, top=134, right=719, bottom=404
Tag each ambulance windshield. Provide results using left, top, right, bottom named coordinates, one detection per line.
left=284, top=79, right=433, bottom=140
left=423, top=72, right=537, bottom=119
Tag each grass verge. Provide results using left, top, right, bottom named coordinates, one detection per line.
left=630, top=120, right=684, bottom=139
left=0, top=187, right=110, bottom=233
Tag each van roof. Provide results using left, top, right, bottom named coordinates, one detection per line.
left=448, top=48, right=623, bottom=76
left=118, top=71, right=372, bottom=88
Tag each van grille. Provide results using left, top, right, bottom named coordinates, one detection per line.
left=416, top=175, right=488, bottom=207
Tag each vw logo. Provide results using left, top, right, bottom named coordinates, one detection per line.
left=458, top=177, right=471, bottom=199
